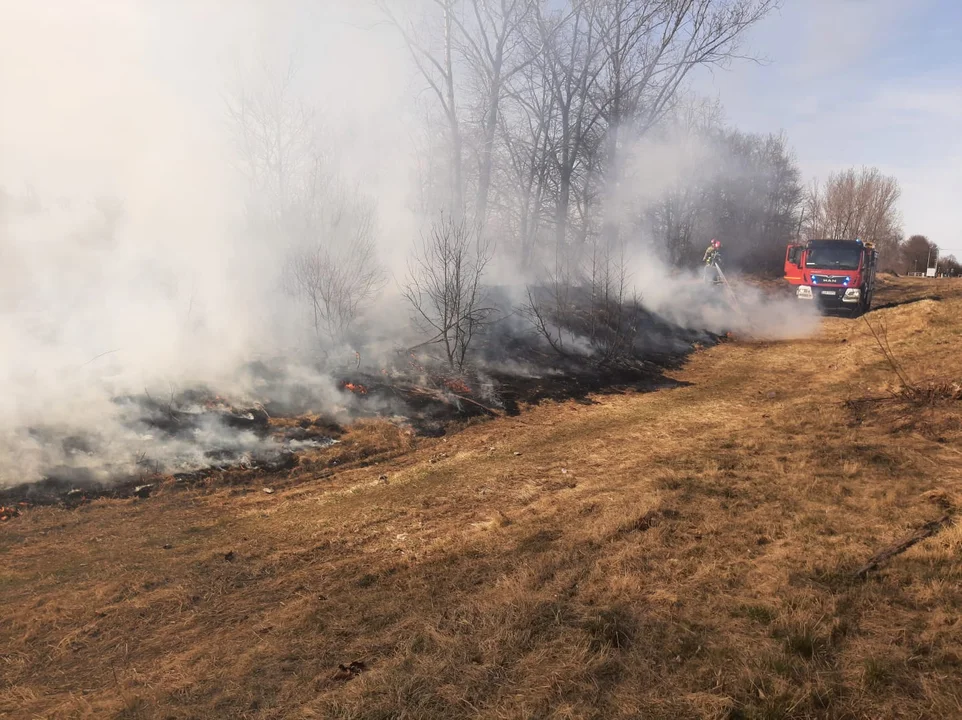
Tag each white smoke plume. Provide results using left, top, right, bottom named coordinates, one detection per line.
left=0, top=1, right=818, bottom=488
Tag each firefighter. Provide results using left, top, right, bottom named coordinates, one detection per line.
left=702, top=239, right=722, bottom=283
left=703, top=238, right=721, bottom=265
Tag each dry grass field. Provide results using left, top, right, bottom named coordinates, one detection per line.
left=2, top=276, right=961, bottom=720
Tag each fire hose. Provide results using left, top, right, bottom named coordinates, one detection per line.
left=711, top=262, right=753, bottom=332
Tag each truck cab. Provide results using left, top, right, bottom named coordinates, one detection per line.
left=784, top=244, right=805, bottom=285
left=784, top=239, right=878, bottom=315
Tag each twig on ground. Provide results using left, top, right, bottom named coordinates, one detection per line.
left=448, top=393, right=501, bottom=416
left=861, top=315, right=915, bottom=390
left=855, top=515, right=953, bottom=579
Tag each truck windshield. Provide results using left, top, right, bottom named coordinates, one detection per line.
left=806, top=246, right=862, bottom=270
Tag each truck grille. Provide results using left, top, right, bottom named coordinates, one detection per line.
left=811, top=275, right=846, bottom=285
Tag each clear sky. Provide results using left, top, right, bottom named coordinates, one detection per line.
left=699, top=0, right=962, bottom=260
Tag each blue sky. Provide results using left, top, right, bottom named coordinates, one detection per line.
left=699, top=0, right=962, bottom=260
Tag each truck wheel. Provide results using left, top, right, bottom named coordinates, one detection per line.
left=849, top=290, right=867, bottom=318
left=855, top=292, right=870, bottom=317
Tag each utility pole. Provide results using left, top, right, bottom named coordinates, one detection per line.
left=925, top=246, right=938, bottom=278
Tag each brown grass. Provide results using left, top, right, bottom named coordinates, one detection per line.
left=2, top=278, right=962, bottom=719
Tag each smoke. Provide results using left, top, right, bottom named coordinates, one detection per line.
left=0, top=1, right=818, bottom=488
left=610, top=128, right=821, bottom=339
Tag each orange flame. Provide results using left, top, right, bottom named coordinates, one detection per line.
left=342, top=382, right=368, bottom=395
left=408, top=354, right=426, bottom=373
left=0, top=505, right=22, bottom=521
left=444, top=378, right=471, bottom=394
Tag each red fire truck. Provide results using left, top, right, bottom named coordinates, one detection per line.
left=784, top=238, right=878, bottom=315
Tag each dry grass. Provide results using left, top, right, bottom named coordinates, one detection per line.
left=2, top=278, right=962, bottom=719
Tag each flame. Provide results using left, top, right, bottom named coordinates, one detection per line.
left=0, top=505, right=23, bottom=521
left=444, top=378, right=471, bottom=394
left=341, top=382, right=368, bottom=395
left=408, top=354, right=426, bottom=373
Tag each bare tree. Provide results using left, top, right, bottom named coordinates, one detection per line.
left=402, top=214, right=494, bottom=370
left=453, top=0, right=536, bottom=223
left=532, top=1, right=607, bottom=256
left=593, top=0, right=778, bottom=249
left=940, top=254, right=960, bottom=277
left=288, top=182, right=384, bottom=341
left=804, top=167, right=903, bottom=258
left=583, top=237, right=643, bottom=366
left=644, top=118, right=803, bottom=272
left=379, top=0, right=466, bottom=215
left=226, top=58, right=386, bottom=345
left=500, top=0, right=777, bottom=264
left=225, top=58, right=315, bottom=224
left=497, top=45, right=557, bottom=270
left=382, top=0, right=777, bottom=271
left=802, top=178, right=822, bottom=239
left=526, top=253, right=644, bottom=368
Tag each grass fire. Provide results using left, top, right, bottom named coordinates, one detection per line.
left=340, top=382, right=369, bottom=395
left=4, top=277, right=962, bottom=720
left=2, top=2, right=961, bottom=718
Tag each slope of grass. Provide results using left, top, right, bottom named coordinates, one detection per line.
left=2, top=278, right=962, bottom=720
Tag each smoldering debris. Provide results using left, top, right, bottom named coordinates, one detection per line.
left=0, top=389, right=336, bottom=504
left=0, top=0, right=836, bottom=520
left=0, top=282, right=729, bottom=507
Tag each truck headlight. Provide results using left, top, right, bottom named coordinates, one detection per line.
left=796, top=285, right=813, bottom=299
left=842, top=288, right=861, bottom=302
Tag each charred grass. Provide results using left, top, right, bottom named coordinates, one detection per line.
left=2, top=279, right=962, bottom=719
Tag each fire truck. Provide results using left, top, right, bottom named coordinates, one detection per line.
left=784, top=238, right=878, bottom=315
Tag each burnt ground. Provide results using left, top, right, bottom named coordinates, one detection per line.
left=0, top=363, right=696, bottom=509
left=1, top=289, right=719, bottom=508
left=0, top=276, right=939, bottom=511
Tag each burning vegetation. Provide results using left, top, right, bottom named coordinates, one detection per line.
left=340, top=382, right=369, bottom=395
left=0, top=281, right=725, bottom=511
left=0, top=504, right=26, bottom=521
left=0, top=0, right=816, bottom=513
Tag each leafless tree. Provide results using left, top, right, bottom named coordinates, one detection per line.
left=583, top=237, right=643, bottom=366
left=526, top=230, right=643, bottom=368
left=225, top=57, right=315, bottom=224
left=497, top=46, right=557, bottom=270
left=592, top=0, right=778, bottom=249
left=226, top=58, right=386, bottom=345
left=288, top=182, right=384, bottom=341
left=499, top=0, right=778, bottom=264
left=379, top=0, right=466, bottom=216
left=531, top=1, right=607, bottom=256
left=940, top=254, right=960, bottom=277
left=402, top=214, right=494, bottom=370
left=383, top=0, right=779, bottom=271
left=381, top=0, right=536, bottom=226
left=804, top=167, right=903, bottom=258
left=454, top=0, right=537, bottom=223
left=645, top=118, right=803, bottom=272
